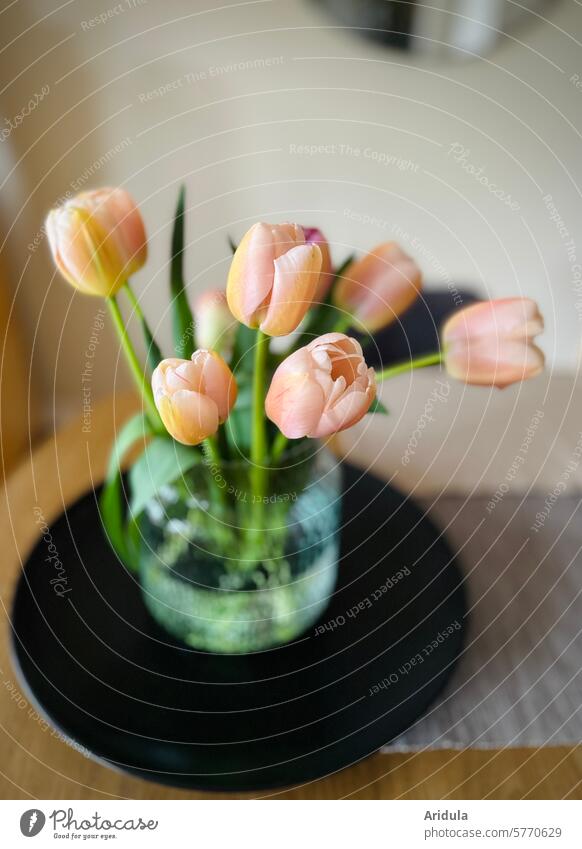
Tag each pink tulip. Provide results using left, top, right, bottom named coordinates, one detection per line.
left=442, top=298, right=544, bottom=388
left=46, top=187, right=147, bottom=297
left=303, top=227, right=333, bottom=304
left=333, top=242, right=421, bottom=332
left=193, top=289, right=236, bottom=354
left=152, top=350, right=237, bottom=445
left=226, top=222, right=322, bottom=336
left=265, top=333, right=376, bottom=438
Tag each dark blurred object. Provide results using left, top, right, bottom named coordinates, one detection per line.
left=364, top=288, right=479, bottom=368
left=317, top=0, right=414, bottom=49
left=12, top=465, right=465, bottom=790
left=315, top=0, right=553, bottom=58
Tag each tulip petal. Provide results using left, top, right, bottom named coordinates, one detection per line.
left=260, top=244, right=321, bottom=336
left=313, top=386, right=373, bottom=438
left=265, top=372, right=325, bottom=438
left=46, top=188, right=147, bottom=298
left=303, top=227, right=333, bottom=303
left=442, top=298, right=545, bottom=389
left=308, top=331, right=361, bottom=352
left=443, top=298, right=544, bottom=344
left=152, top=352, right=236, bottom=441
left=169, top=390, right=219, bottom=444
left=334, top=243, right=421, bottom=332
left=358, top=257, right=421, bottom=331
left=271, top=223, right=305, bottom=258
left=194, top=289, right=235, bottom=352
left=267, top=332, right=375, bottom=439
left=99, top=188, right=147, bottom=276
left=445, top=339, right=545, bottom=388
left=198, top=349, right=238, bottom=421
left=227, top=223, right=276, bottom=327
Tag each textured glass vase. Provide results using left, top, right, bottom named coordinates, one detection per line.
left=137, top=445, right=342, bottom=653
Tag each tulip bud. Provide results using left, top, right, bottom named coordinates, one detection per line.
left=303, top=227, right=333, bottom=304
left=193, top=289, right=236, bottom=355
left=442, top=298, right=544, bottom=388
left=226, top=222, right=322, bottom=336
left=333, top=242, right=421, bottom=332
left=152, top=350, right=237, bottom=445
left=46, top=187, right=147, bottom=297
left=266, top=333, right=376, bottom=438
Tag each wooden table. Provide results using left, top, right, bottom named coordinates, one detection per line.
left=1, top=390, right=581, bottom=799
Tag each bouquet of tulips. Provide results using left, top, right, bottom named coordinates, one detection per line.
left=46, top=185, right=545, bottom=576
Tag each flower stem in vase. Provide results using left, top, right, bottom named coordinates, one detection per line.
left=123, top=281, right=145, bottom=321
left=376, top=351, right=442, bottom=382
left=106, top=296, right=161, bottom=429
left=202, top=433, right=236, bottom=553
left=249, top=329, right=269, bottom=555
left=272, top=431, right=288, bottom=462
left=202, top=434, right=228, bottom=508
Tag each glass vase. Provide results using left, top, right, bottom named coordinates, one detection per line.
left=136, top=444, right=342, bottom=653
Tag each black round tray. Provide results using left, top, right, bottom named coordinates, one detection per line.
left=10, top=464, right=466, bottom=791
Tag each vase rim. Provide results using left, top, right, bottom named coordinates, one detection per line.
left=201, top=439, right=329, bottom=471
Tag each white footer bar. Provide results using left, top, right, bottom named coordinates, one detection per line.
left=1, top=799, right=580, bottom=848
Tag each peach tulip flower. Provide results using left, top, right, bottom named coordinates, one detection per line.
left=46, top=187, right=147, bottom=297
left=152, top=350, right=237, bottom=445
left=266, top=333, right=376, bottom=438
left=226, top=222, right=322, bottom=336
left=333, top=242, right=421, bottom=332
left=442, top=298, right=544, bottom=388
left=303, top=227, right=333, bottom=304
left=193, top=289, right=236, bottom=354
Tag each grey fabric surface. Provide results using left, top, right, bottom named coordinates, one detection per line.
left=384, top=494, right=582, bottom=751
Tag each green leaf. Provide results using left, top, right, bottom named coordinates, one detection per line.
left=99, top=472, right=132, bottom=568
left=105, top=412, right=153, bottom=482
left=230, top=322, right=255, bottom=374
left=310, top=304, right=343, bottom=338
left=125, top=514, right=142, bottom=568
left=129, top=436, right=201, bottom=517
left=227, top=327, right=256, bottom=454
left=233, top=382, right=252, bottom=409
left=334, top=253, right=356, bottom=280
left=141, top=319, right=163, bottom=372
left=100, top=412, right=154, bottom=571
left=368, top=397, right=389, bottom=414
left=123, top=283, right=163, bottom=371
left=170, top=184, right=195, bottom=358
left=224, top=383, right=252, bottom=454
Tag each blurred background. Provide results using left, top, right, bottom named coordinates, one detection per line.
left=0, top=0, right=580, bottom=472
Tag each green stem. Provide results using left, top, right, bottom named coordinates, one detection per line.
left=332, top=314, right=352, bottom=334
left=106, top=297, right=161, bottom=428
left=123, top=281, right=145, bottom=320
left=203, top=433, right=228, bottom=508
left=248, top=330, right=269, bottom=562
left=250, top=330, right=269, bottom=533
left=376, top=351, right=443, bottom=382
left=203, top=432, right=222, bottom=467
left=123, top=281, right=164, bottom=370
left=272, top=431, right=289, bottom=462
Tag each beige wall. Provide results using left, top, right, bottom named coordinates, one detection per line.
left=1, top=0, right=581, bottom=428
